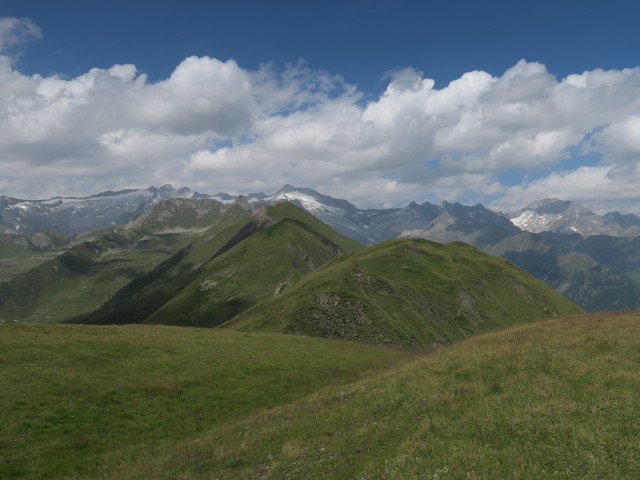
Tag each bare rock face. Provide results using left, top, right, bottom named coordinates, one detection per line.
left=233, top=195, right=252, bottom=214
left=30, top=232, right=54, bottom=249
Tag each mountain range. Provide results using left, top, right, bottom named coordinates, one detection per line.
left=0, top=184, right=219, bottom=236
left=3, top=183, right=639, bottom=240
left=0, top=195, right=582, bottom=342
left=79, top=201, right=581, bottom=348
left=2, top=184, right=640, bottom=313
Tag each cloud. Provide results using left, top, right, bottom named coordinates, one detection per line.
left=494, top=165, right=640, bottom=214
left=0, top=17, right=41, bottom=62
left=1, top=24, right=640, bottom=214
left=0, top=57, right=256, bottom=169
left=136, top=57, right=256, bottom=136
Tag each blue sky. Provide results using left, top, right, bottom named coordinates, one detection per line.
left=1, top=0, right=640, bottom=213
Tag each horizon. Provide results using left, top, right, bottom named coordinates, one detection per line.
left=3, top=181, right=633, bottom=216
left=1, top=1, right=640, bottom=214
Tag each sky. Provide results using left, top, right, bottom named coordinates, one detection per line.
left=1, top=0, right=640, bottom=214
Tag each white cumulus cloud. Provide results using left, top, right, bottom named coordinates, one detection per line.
left=1, top=19, right=640, bottom=214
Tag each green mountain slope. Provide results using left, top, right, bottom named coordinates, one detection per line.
left=0, top=232, right=69, bottom=280
left=0, top=198, right=251, bottom=323
left=226, top=237, right=583, bottom=348
left=85, top=202, right=363, bottom=326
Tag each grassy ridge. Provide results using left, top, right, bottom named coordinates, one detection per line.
left=83, top=216, right=253, bottom=325
left=121, top=312, right=640, bottom=479
left=144, top=218, right=358, bottom=326
left=0, top=324, right=409, bottom=479
left=86, top=203, right=363, bottom=327
left=227, top=238, right=583, bottom=348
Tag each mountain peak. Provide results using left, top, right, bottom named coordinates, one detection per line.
left=277, top=184, right=299, bottom=193
left=525, top=198, right=577, bottom=214
left=510, top=198, right=628, bottom=236
left=265, top=185, right=358, bottom=217
left=233, top=195, right=252, bottom=213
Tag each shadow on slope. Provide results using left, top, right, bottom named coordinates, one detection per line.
left=83, top=203, right=363, bottom=327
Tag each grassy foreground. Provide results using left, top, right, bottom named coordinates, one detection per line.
left=0, top=324, right=409, bottom=479
left=3, top=312, right=640, bottom=479
left=135, top=312, right=640, bottom=480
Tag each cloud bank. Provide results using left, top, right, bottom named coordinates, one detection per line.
left=1, top=19, right=640, bottom=213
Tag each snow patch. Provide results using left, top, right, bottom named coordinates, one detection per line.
left=510, top=211, right=563, bottom=233
left=265, top=191, right=344, bottom=215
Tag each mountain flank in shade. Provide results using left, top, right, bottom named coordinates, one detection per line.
left=83, top=202, right=363, bottom=327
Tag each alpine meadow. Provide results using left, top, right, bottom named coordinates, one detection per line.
left=2, top=1, right=640, bottom=478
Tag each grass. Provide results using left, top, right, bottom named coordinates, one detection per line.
left=127, top=311, right=640, bottom=479
left=0, top=324, right=409, bottom=479
left=3, top=312, right=639, bottom=479
left=227, top=238, right=583, bottom=348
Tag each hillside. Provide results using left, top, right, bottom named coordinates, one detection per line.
left=0, top=198, right=251, bottom=323
left=226, top=237, right=583, bottom=348
left=0, top=232, right=69, bottom=280
left=84, top=202, right=363, bottom=326
left=2, top=312, right=638, bottom=479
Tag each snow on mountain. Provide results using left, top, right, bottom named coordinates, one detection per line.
left=510, top=210, right=566, bottom=232
left=0, top=185, right=210, bottom=236
left=508, top=198, right=640, bottom=237
left=263, top=184, right=356, bottom=215
left=266, top=190, right=346, bottom=215
left=4, top=181, right=640, bottom=243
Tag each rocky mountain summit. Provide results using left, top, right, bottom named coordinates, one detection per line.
left=508, top=198, right=640, bottom=237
